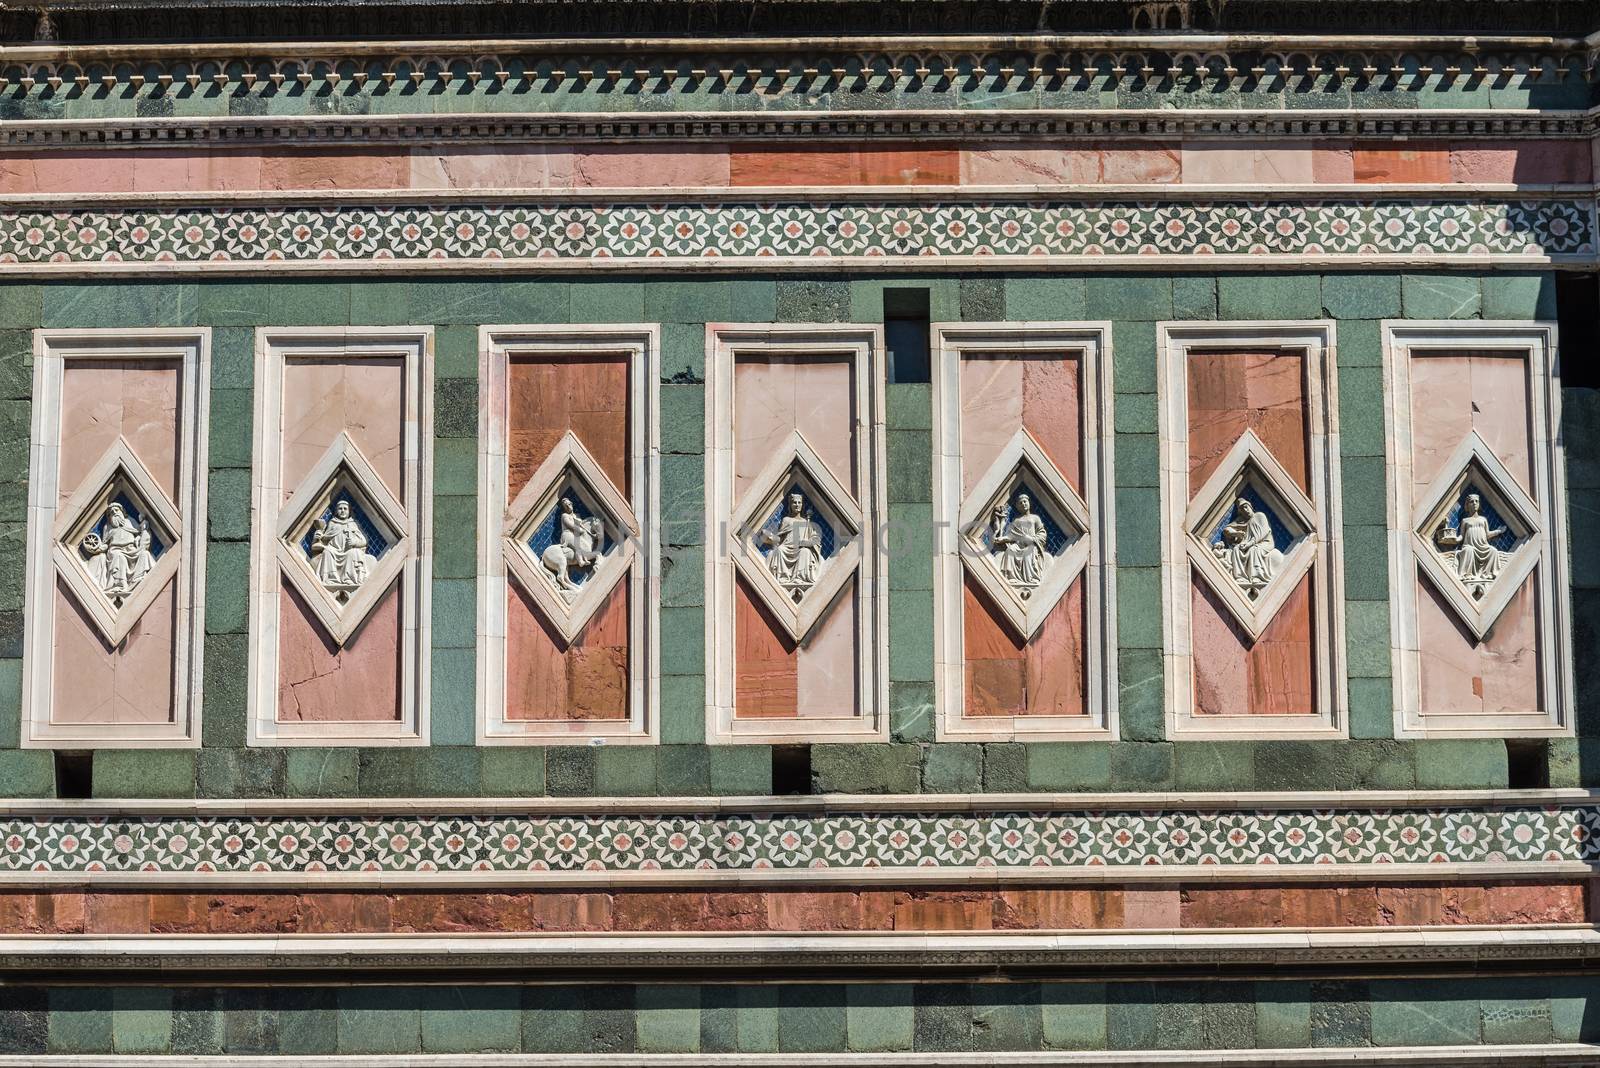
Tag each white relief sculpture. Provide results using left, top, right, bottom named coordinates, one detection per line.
left=1433, top=492, right=1507, bottom=599
left=757, top=491, right=823, bottom=601
left=988, top=492, right=1050, bottom=598
left=79, top=502, right=155, bottom=606
left=541, top=496, right=604, bottom=597
left=308, top=500, right=377, bottom=602
left=1212, top=496, right=1283, bottom=599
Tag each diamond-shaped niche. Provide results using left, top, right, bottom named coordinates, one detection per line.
left=275, top=432, right=410, bottom=645
left=1411, top=430, right=1540, bottom=641
left=959, top=428, right=1090, bottom=640
left=1185, top=430, right=1318, bottom=641
left=732, top=430, right=861, bottom=644
left=503, top=431, right=637, bottom=646
left=52, top=437, right=182, bottom=646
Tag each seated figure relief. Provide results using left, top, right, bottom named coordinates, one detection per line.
left=542, top=496, right=604, bottom=597
left=79, top=502, right=155, bottom=606
left=757, top=491, right=823, bottom=601
left=1433, top=492, right=1507, bottom=599
left=987, top=492, right=1050, bottom=598
left=1213, top=496, right=1282, bottom=598
left=308, top=499, right=377, bottom=602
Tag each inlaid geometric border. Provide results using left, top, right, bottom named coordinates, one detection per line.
left=0, top=803, right=1592, bottom=882
left=0, top=199, right=1591, bottom=271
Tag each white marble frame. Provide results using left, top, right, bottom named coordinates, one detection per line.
left=1382, top=321, right=1572, bottom=739
left=931, top=323, right=1118, bottom=742
left=705, top=325, right=889, bottom=744
left=22, top=329, right=210, bottom=749
left=247, top=329, right=433, bottom=747
left=1158, top=322, right=1347, bottom=740
left=476, top=326, right=659, bottom=746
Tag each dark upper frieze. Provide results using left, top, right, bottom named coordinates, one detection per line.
left=4, top=0, right=1598, bottom=44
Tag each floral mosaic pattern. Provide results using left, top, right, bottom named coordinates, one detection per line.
left=0, top=200, right=1591, bottom=265
left=0, top=806, right=1592, bottom=875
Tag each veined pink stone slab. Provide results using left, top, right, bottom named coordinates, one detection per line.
left=261, top=148, right=408, bottom=190
left=0, top=155, right=35, bottom=194
left=59, top=362, right=181, bottom=505
left=1408, top=353, right=1533, bottom=496
left=960, top=146, right=1101, bottom=186
left=1023, top=576, right=1087, bottom=717
left=959, top=356, right=1023, bottom=498
left=1098, top=145, right=1181, bottom=184
left=506, top=581, right=630, bottom=721
left=1191, top=572, right=1315, bottom=716
left=1123, top=889, right=1180, bottom=929
left=1417, top=571, right=1542, bottom=715
left=733, top=356, right=856, bottom=498
left=1186, top=350, right=1308, bottom=495
left=507, top=354, right=630, bottom=496
left=571, top=146, right=731, bottom=188
left=280, top=357, right=405, bottom=503
left=797, top=581, right=859, bottom=718
left=1311, top=143, right=1356, bottom=183
left=33, top=151, right=137, bottom=194
left=1353, top=144, right=1451, bottom=183
left=277, top=582, right=401, bottom=722
left=1180, top=143, right=1316, bottom=184
left=410, top=146, right=574, bottom=190
left=735, top=578, right=798, bottom=718
left=1450, top=141, right=1592, bottom=185
left=961, top=352, right=1083, bottom=494
left=131, top=150, right=265, bottom=193
left=51, top=577, right=176, bottom=725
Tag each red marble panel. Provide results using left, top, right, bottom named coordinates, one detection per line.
left=260, top=147, right=408, bottom=190
left=276, top=582, right=402, bottom=722
left=1191, top=572, right=1316, bottom=716
left=1416, top=571, right=1543, bottom=716
left=994, top=889, right=1123, bottom=930
left=505, top=581, right=630, bottom=721
left=507, top=353, right=631, bottom=497
left=962, top=576, right=1087, bottom=718
left=1186, top=350, right=1308, bottom=494
left=729, top=144, right=960, bottom=186
left=893, top=892, right=994, bottom=931
left=734, top=578, right=799, bottom=718
left=1353, top=143, right=1451, bottom=183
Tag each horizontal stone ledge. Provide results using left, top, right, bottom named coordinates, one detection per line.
left=1, top=864, right=1590, bottom=891
left=2, top=926, right=1599, bottom=975
left=3, top=786, right=1598, bottom=816
left=0, top=1043, right=1598, bottom=1067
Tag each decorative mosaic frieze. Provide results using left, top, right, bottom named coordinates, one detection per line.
left=0, top=199, right=1592, bottom=268
left=0, top=805, right=1592, bottom=877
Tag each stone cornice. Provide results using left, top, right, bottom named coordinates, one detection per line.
left=1, top=110, right=1594, bottom=150
left=1, top=928, right=1597, bottom=977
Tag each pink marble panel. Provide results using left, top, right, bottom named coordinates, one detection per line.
left=1408, top=353, right=1533, bottom=496
left=735, top=578, right=799, bottom=718
left=507, top=354, right=630, bottom=496
left=277, top=583, right=401, bottom=722
left=796, top=582, right=859, bottom=718
left=959, top=146, right=1101, bottom=186
left=131, top=150, right=265, bottom=193
left=1191, top=572, right=1316, bottom=716
left=32, top=151, right=137, bottom=194
left=1450, top=141, right=1592, bottom=185
left=1023, top=577, right=1087, bottom=717
left=571, top=146, right=730, bottom=188
left=1098, top=145, right=1181, bottom=183
left=1180, top=143, right=1316, bottom=184
left=50, top=577, right=175, bottom=725
left=962, top=576, right=1086, bottom=718
left=0, top=155, right=34, bottom=194
left=410, top=146, right=574, bottom=191
left=260, top=148, right=408, bottom=190
left=59, top=361, right=181, bottom=505
left=1311, top=143, right=1356, bottom=183
left=733, top=356, right=856, bottom=498
left=280, top=357, right=406, bottom=503
left=1187, top=350, right=1308, bottom=496
left=505, top=581, right=630, bottom=721
left=1416, top=571, right=1543, bottom=716
left=960, top=352, right=1082, bottom=495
